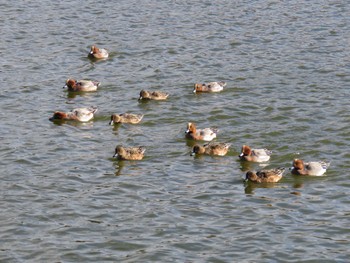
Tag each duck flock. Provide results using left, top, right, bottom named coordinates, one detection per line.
left=50, top=45, right=330, bottom=183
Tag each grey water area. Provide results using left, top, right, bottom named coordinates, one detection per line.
left=1, top=1, right=349, bottom=262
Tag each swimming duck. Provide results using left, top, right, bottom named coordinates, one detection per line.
left=245, top=167, right=286, bottom=183
left=113, top=145, right=146, bottom=160
left=63, top=79, right=100, bottom=92
left=290, top=159, right=330, bottom=176
left=109, top=113, right=144, bottom=125
left=185, top=122, right=218, bottom=141
left=51, top=107, right=97, bottom=122
left=239, top=145, right=272, bottom=162
left=193, top=81, right=226, bottom=93
left=88, top=45, right=109, bottom=59
left=138, top=90, right=169, bottom=100
left=191, top=142, right=231, bottom=156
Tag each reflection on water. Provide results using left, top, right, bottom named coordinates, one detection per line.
left=65, top=91, right=98, bottom=100
left=49, top=118, right=95, bottom=129
left=114, top=159, right=126, bottom=176
left=243, top=181, right=284, bottom=195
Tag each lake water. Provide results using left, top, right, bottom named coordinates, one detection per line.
left=1, top=0, right=349, bottom=262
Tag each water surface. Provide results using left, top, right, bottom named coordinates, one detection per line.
left=1, top=0, right=349, bottom=262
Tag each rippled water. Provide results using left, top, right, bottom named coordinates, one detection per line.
left=1, top=0, right=350, bottom=262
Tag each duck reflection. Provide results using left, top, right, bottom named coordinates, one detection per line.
left=65, top=91, right=97, bottom=100
left=114, top=160, right=125, bottom=176
left=185, top=139, right=197, bottom=148
left=49, top=119, right=95, bottom=129
left=239, top=161, right=254, bottom=172
left=111, top=123, right=121, bottom=134
left=113, top=159, right=146, bottom=176
left=243, top=181, right=282, bottom=194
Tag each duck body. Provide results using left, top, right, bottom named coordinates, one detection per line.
left=191, top=142, right=231, bottom=156
left=64, top=79, right=100, bottom=92
left=51, top=107, right=97, bottom=122
left=193, top=81, right=226, bottom=93
left=291, top=159, right=330, bottom=176
left=139, top=90, right=169, bottom=100
left=109, top=113, right=144, bottom=125
left=113, top=145, right=146, bottom=160
left=88, top=45, right=109, bottom=59
left=239, top=145, right=271, bottom=162
left=245, top=167, right=285, bottom=183
left=185, top=122, right=218, bottom=141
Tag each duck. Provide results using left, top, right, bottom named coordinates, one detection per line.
left=185, top=122, right=218, bottom=141
left=239, top=145, right=272, bottom=162
left=113, top=145, right=146, bottom=160
left=50, top=107, right=97, bottom=122
left=290, top=159, right=330, bottom=176
left=245, top=167, right=286, bottom=183
left=193, top=81, right=226, bottom=93
left=191, top=142, right=231, bottom=156
left=109, top=113, right=144, bottom=125
left=88, top=45, right=109, bottom=59
left=63, top=79, right=100, bottom=92
left=138, top=90, right=169, bottom=100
